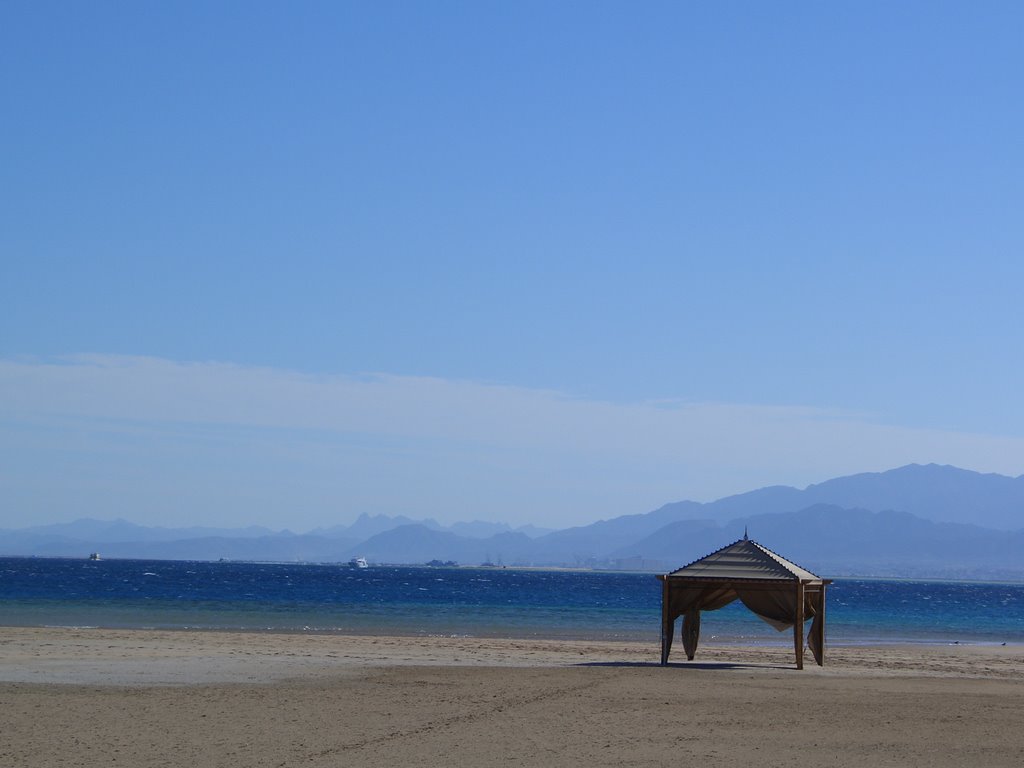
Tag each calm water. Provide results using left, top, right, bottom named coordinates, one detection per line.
left=2, top=557, right=1022, bottom=645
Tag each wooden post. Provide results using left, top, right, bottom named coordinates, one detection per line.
left=793, top=580, right=805, bottom=670
left=815, top=582, right=827, bottom=666
left=660, top=577, right=671, bottom=666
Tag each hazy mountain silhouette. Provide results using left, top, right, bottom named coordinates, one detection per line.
left=659, top=464, right=1024, bottom=530
left=3, top=464, right=1021, bottom=577
left=800, top=464, right=1024, bottom=529
left=449, top=520, right=512, bottom=538
left=609, top=504, right=1024, bottom=578
left=347, top=525, right=539, bottom=565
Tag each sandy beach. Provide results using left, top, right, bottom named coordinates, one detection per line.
left=2, top=627, right=1022, bottom=767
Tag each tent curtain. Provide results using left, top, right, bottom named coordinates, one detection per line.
left=662, top=578, right=827, bottom=668
left=667, top=584, right=819, bottom=632
left=736, top=588, right=817, bottom=632
left=807, top=609, right=823, bottom=665
left=667, top=586, right=737, bottom=619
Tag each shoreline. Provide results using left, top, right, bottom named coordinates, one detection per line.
left=2, top=625, right=1022, bottom=687
left=4, top=620, right=1022, bottom=650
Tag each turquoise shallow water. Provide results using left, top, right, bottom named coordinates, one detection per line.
left=2, top=557, right=1022, bottom=645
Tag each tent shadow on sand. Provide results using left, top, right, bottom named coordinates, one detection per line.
left=576, top=660, right=794, bottom=671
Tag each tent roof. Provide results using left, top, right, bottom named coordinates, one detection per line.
left=666, top=536, right=822, bottom=582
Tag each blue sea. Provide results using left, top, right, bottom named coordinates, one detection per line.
left=2, top=557, right=1022, bottom=646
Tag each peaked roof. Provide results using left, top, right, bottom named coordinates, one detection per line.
left=667, top=537, right=822, bottom=581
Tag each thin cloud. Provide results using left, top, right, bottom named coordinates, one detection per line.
left=2, top=354, right=1022, bottom=529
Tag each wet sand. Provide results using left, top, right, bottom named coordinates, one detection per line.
left=2, top=627, right=1023, bottom=767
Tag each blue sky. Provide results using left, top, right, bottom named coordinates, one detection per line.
left=2, top=2, right=1023, bottom=531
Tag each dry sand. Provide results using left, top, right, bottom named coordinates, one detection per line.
left=2, top=627, right=1023, bottom=767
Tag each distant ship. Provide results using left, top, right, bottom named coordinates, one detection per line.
left=88, top=552, right=101, bottom=561
left=349, top=557, right=369, bottom=569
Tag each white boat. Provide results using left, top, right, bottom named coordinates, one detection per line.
left=349, top=557, right=369, bottom=568
left=88, top=552, right=101, bottom=561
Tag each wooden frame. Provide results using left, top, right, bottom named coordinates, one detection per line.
left=657, top=575, right=831, bottom=669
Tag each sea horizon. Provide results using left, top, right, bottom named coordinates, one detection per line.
left=3, top=557, right=1022, bottom=647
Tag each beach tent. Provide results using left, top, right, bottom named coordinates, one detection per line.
left=657, top=534, right=831, bottom=669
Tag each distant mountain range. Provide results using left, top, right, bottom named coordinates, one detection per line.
left=3, top=464, right=1023, bottom=579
